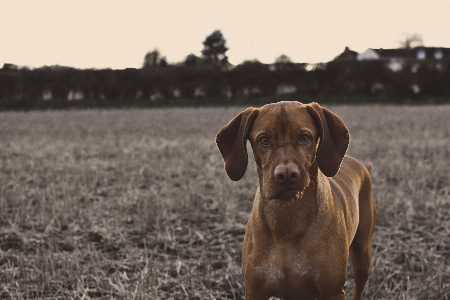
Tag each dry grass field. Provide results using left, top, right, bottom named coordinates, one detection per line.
left=0, top=104, right=449, bottom=299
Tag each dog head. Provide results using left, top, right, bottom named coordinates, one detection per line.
left=216, top=101, right=349, bottom=200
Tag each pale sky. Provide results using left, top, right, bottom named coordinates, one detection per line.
left=1, top=0, right=449, bottom=69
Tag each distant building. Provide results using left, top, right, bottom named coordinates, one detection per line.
left=334, top=47, right=358, bottom=60
left=356, top=47, right=450, bottom=71
left=2, top=63, right=18, bottom=70
left=358, top=47, right=450, bottom=60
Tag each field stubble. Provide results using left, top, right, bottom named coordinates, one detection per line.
left=0, top=104, right=449, bottom=299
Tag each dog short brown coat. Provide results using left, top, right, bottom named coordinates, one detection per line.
left=216, top=101, right=376, bottom=300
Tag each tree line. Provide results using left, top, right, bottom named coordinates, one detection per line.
left=1, top=30, right=449, bottom=109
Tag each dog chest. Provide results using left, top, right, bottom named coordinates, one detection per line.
left=245, top=245, right=323, bottom=299
left=244, top=240, right=349, bottom=299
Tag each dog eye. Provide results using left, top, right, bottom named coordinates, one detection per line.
left=258, top=136, right=270, bottom=146
left=299, top=134, right=311, bottom=144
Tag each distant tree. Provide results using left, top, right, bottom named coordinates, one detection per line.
left=143, top=49, right=167, bottom=68
left=201, top=30, right=229, bottom=65
left=159, top=56, right=168, bottom=67
left=274, top=54, right=296, bottom=71
left=184, top=53, right=201, bottom=66
left=399, top=34, right=423, bottom=49
left=143, top=49, right=160, bottom=68
left=275, top=54, right=292, bottom=64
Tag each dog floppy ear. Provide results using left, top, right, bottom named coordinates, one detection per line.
left=216, top=108, right=259, bottom=181
left=306, top=102, right=349, bottom=177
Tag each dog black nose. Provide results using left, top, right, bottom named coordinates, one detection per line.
left=274, top=164, right=300, bottom=183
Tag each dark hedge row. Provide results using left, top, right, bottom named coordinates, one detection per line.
left=1, top=59, right=449, bottom=109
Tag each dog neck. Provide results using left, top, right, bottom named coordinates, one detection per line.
left=254, top=164, right=325, bottom=242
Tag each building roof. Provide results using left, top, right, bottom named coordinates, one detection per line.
left=372, top=47, right=450, bottom=59
left=334, top=47, right=358, bottom=60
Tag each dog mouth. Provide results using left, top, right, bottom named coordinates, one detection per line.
left=265, top=176, right=310, bottom=201
left=268, top=188, right=305, bottom=201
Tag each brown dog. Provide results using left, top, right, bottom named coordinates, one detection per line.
left=216, top=101, right=376, bottom=300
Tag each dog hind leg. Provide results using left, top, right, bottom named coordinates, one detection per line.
left=350, top=177, right=376, bottom=300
